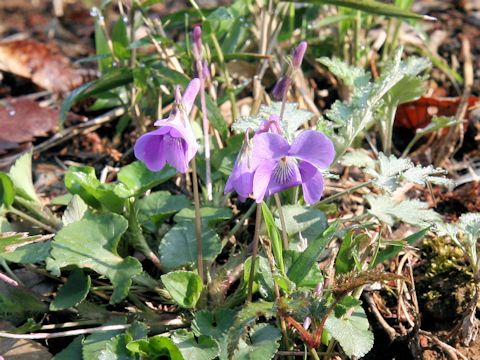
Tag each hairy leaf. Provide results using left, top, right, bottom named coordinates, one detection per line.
left=325, top=306, right=374, bottom=358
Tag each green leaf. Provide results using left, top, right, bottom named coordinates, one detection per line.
left=323, top=49, right=431, bottom=159
left=287, top=221, right=338, bottom=285
left=325, top=306, right=374, bottom=358
left=0, top=172, right=14, bottom=207
left=283, top=250, right=323, bottom=288
left=52, top=336, right=84, bottom=360
left=60, top=69, right=132, bottom=124
left=274, top=205, right=328, bottom=243
left=367, top=195, right=440, bottom=227
left=372, top=228, right=428, bottom=266
left=8, top=152, right=39, bottom=203
left=227, top=301, right=276, bottom=357
left=65, top=166, right=125, bottom=213
left=0, top=279, right=47, bottom=324
left=319, top=57, right=370, bottom=88
left=0, top=232, right=52, bottom=254
left=172, top=330, right=219, bottom=360
left=341, top=149, right=376, bottom=168
left=117, top=161, right=176, bottom=196
left=233, top=323, right=281, bottom=360
left=335, top=231, right=354, bottom=274
left=159, top=221, right=221, bottom=272
left=62, top=195, right=88, bottom=226
left=127, top=336, right=183, bottom=360
left=161, top=271, right=203, bottom=308
left=244, top=255, right=275, bottom=300
left=192, top=309, right=236, bottom=360
left=47, top=212, right=143, bottom=303
left=82, top=318, right=126, bottom=360
left=334, top=296, right=362, bottom=317
left=137, top=191, right=190, bottom=225
left=293, top=0, right=431, bottom=19
left=112, top=18, right=130, bottom=60
left=261, top=203, right=284, bottom=274
left=174, top=207, right=232, bottom=226
left=0, top=241, right=51, bottom=264
left=50, top=269, right=91, bottom=311
left=95, top=20, right=112, bottom=72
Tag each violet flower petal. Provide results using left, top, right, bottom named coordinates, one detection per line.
left=299, top=161, right=325, bottom=205
left=272, top=76, right=291, bottom=100
left=251, top=132, right=289, bottom=169
left=164, top=134, right=188, bottom=173
left=181, top=78, right=201, bottom=114
left=134, top=129, right=167, bottom=171
left=252, top=160, right=276, bottom=203
left=289, top=130, right=335, bottom=169
left=224, top=154, right=254, bottom=199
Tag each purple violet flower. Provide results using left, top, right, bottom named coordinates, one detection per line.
left=251, top=130, right=335, bottom=204
left=134, top=78, right=201, bottom=173
left=224, top=133, right=254, bottom=201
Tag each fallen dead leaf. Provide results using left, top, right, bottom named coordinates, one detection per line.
left=0, top=97, right=84, bottom=155
left=0, top=322, right=51, bottom=360
left=0, top=40, right=96, bottom=93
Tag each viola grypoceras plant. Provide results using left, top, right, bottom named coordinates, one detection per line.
left=134, top=78, right=200, bottom=173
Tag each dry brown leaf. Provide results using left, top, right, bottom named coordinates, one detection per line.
left=0, top=321, right=52, bottom=360
left=0, top=40, right=96, bottom=93
left=0, top=98, right=83, bottom=155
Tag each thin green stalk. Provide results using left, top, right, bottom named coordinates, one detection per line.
left=191, top=158, right=205, bottom=284
left=0, top=258, right=23, bottom=285
left=353, top=10, right=361, bottom=66
left=381, top=104, right=397, bottom=155
left=274, top=194, right=289, bottom=250
left=14, top=196, right=61, bottom=229
left=8, top=207, right=56, bottom=233
left=310, top=348, right=321, bottom=360
left=401, top=133, right=422, bottom=158
left=382, top=18, right=393, bottom=62
left=317, top=180, right=373, bottom=205
left=188, top=0, right=238, bottom=120
left=247, top=204, right=263, bottom=302
left=126, top=200, right=162, bottom=270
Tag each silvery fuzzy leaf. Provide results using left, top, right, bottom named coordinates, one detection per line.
left=318, top=57, right=370, bottom=88
left=231, top=102, right=313, bottom=141
left=341, top=149, right=376, bottom=169
left=459, top=213, right=480, bottom=240
left=367, top=195, right=440, bottom=227
left=402, top=165, right=452, bottom=187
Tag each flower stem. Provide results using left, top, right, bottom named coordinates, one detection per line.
left=274, top=193, right=289, bottom=250
left=8, top=207, right=56, bottom=233
left=191, top=158, right=205, bottom=284
left=196, top=64, right=213, bottom=202
left=247, top=204, right=263, bottom=302
left=317, top=180, right=373, bottom=205
left=14, top=196, right=61, bottom=230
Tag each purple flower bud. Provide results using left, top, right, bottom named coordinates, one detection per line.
left=224, top=135, right=254, bottom=201
left=134, top=78, right=201, bottom=173
left=292, top=41, right=307, bottom=69
left=272, top=76, right=291, bottom=100
left=255, top=115, right=282, bottom=135
left=192, top=25, right=202, bottom=59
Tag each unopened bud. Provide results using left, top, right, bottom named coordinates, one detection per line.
left=292, top=41, right=307, bottom=69
left=272, top=76, right=291, bottom=100
left=192, top=25, right=202, bottom=59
